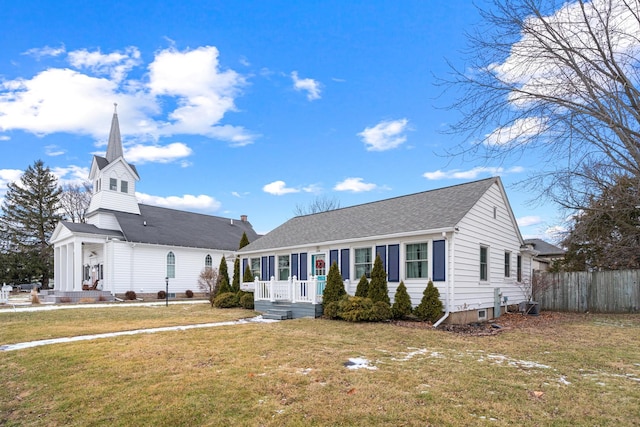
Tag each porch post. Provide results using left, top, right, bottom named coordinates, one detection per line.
left=253, top=276, right=259, bottom=301
left=291, top=275, right=297, bottom=303
left=311, top=275, right=318, bottom=304
left=269, top=276, right=275, bottom=302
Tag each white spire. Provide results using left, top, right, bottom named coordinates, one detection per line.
left=105, top=103, right=123, bottom=162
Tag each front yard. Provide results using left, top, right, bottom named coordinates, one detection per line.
left=1, top=305, right=639, bottom=425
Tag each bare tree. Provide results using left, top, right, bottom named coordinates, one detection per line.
left=443, top=0, right=640, bottom=218
left=60, top=182, right=92, bottom=223
left=198, top=267, right=219, bottom=307
left=294, top=195, right=341, bottom=216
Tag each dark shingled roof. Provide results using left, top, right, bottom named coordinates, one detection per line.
left=60, top=222, right=125, bottom=239
left=241, top=177, right=499, bottom=252
left=524, top=239, right=566, bottom=256
left=79, top=204, right=259, bottom=251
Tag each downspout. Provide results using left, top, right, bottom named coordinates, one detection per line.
left=434, top=229, right=455, bottom=328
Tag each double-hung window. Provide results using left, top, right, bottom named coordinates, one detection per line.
left=250, top=258, right=261, bottom=279
left=480, top=246, right=488, bottom=282
left=504, top=251, right=511, bottom=278
left=406, top=243, right=428, bottom=279
left=355, top=248, right=372, bottom=278
left=205, top=254, right=212, bottom=270
left=121, top=180, right=128, bottom=193
left=109, top=178, right=117, bottom=191
left=278, top=255, right=290, bottom=281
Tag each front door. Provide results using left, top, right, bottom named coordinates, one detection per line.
left=311, top=253, right=327, bottom=294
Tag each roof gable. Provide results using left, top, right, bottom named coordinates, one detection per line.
left=241, top=178, right=499, bottom=252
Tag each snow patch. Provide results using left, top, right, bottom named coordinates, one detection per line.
left=344, top=357, right=377, bottom=370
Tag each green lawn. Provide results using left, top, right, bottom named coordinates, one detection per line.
left=1, top=305, right=639, bottom=426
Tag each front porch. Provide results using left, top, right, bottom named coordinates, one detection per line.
left=251, top=276, right=327, bottom=319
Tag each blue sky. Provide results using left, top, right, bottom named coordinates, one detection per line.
left=0, top=0, right=562, bottom=238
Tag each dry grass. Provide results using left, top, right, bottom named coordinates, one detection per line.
left=1, top=308, right=639, bottom=426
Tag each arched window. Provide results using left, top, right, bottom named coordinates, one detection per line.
left=167, top=252, right=176, bottom=278
left=205, top=254, right=212, bottom=269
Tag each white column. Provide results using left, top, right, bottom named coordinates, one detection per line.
left=64, top=244, right=73, bottom=291
left=269, top=276, right=275, bottom=302
left=73, top=238, right=83, bottom=291
left=54, top=246, right=60, bottom=291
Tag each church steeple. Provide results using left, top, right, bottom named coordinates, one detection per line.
left=105, top=103, right=123, bottom=162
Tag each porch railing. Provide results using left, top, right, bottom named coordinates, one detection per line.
left=254, top=275, right=327, bottom=304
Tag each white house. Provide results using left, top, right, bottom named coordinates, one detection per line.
left=238, top=177, right=535, bottom=324
left=49, top=107, right=259, bottom=301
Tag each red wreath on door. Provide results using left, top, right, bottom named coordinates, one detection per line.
left=315, top=259, right=325, bottom=269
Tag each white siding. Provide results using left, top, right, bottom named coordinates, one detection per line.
left=451, top=182, right=531, bottom=312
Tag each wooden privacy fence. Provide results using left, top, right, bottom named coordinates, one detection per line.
left=534, top=270, right=640, bottom=313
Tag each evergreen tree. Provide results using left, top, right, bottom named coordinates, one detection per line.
left=391, top=281, right=413, bottom=319
left=239, top=232, right=250, bottom=249
left=0, top=160, right=62, bottom=288
left=322, top=261, right=346, bottom=307
left=367, top=254, right=390, bottom=305
left=243, top=263, right=254, bottom=283
left=414, top=280, right=443, bottom=323
left=217, top=256, right=231, bottom=294
left=355, top=274, right=369, bottom=297
left=231, top=257, right=240, bottom=292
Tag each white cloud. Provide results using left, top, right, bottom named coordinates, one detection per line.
left=124, top=142, right=192, bottom=164
left=45, top=145, right=65, bottom=156
left=291, top=71, right=321, bottom=101
left=136, top=192, right=221, bottom=211
left=358, top=118, right=409, bottom=151
left=0, top=45, right=256, bottom=146
left=23, top=45, right=66, bottom=59
left=334, top=177, right=377, bottom=193
left=263, top=180, right=300, bottom=196
left=68, top=47, right=141, bottom=82
left=0, top=169, right=23, bottom=193
left=51, top=165, right=90, bottom=186
left=485, top=117, right=548, bottom=146
left=517, top=216, right=543, bottom=227
left=423, top=166, right=524, bottom=180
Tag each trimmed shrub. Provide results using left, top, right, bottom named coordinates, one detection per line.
left=243, top=264, right=254, bottom=283
left=322, top=261, right=346, bottom=307
left=213, top=292, right=239, bottom=308
left=185, top=289, right=194, bottom=298
left=355, top=274, right=369, bottom=298
left=240, top=292, right=254, bottom=309
left=392, top=281, right=413, bottom=319
left=231, top=257, right=241, bottom=293
left=323, top=300, right=341, bottom=319
left=157, top=290, right=166, bottom=300
left=217, top=256, right=231, bottom=294
left=124, top=290, right=137, bottom=301
left=338, top=296, right=373, bottom=322
left=368, top=301, right=392, bottom=322
left=368, top=254, right=390, bottom=305
left=414, top=280, right=444, bottom=323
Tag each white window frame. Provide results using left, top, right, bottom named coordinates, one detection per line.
left=355, top=247, right=372, bottom=279
left=250, top=258, right=261, bottom=279
left=278, top=255, right=290, bottom=281
left=504, top=251, right=511, bottom=278
left=167, top=252, right=176, bottom=279
left=480, top=245, right=489, bottom=282
left=405, top=242, right=429, bottom=279
left=109, top=178, right=117, bottom=191
left=121, top=180, right=128, bottom=193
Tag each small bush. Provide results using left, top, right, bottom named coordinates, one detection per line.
left=322, top=261, right=346, bottom=307
left=392, top=281, right=413, bottom=319
left=323, top=300, right=341, bottom=319
left=157, top=290, right=166, bottom=299
left=213, top=292, right=239, bottom=308
left=78, top=297, right=96, bottom=304
left=185, top=289, right=194, bottom=298
left=98, top=295, right=108, bottom=302
left=124, top=290, right=137, bottom=301
left=240, top=292, right=254, bottom=309
left=414, top=280, right=444, bottom=323
left=338, top=296, right=373, bottom=322
left=368, top=301, right=392, bottom=321
left=59, top=297, right=72, bottom=303
left=355, top=274, right=369, bottom=297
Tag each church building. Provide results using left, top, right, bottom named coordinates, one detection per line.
left=49, top=107, right=259, bottom=299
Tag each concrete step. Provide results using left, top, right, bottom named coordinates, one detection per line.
left=263, top=309, right=293, bottom=320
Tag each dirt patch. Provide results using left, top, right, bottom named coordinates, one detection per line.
left=392, top=311, right=571, bottom=336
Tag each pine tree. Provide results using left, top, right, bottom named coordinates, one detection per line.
left=239, top=232, right=250, bottom=249
left=367, top=254, right=390, bottom=305
left=391, top=281, right=413, bottom=319
left=414, top=280, right=443, bottom=323
left=322, top=261, right=346, bottom=307
left=355, top=274, right=369, bottom=297
left=243, top=263, right=254, bottom=283
left=231, top=257, right=240, bottom=293
left=217, top=256, right=231, bottom=294
left=0, top=160, right=62, bottom=288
